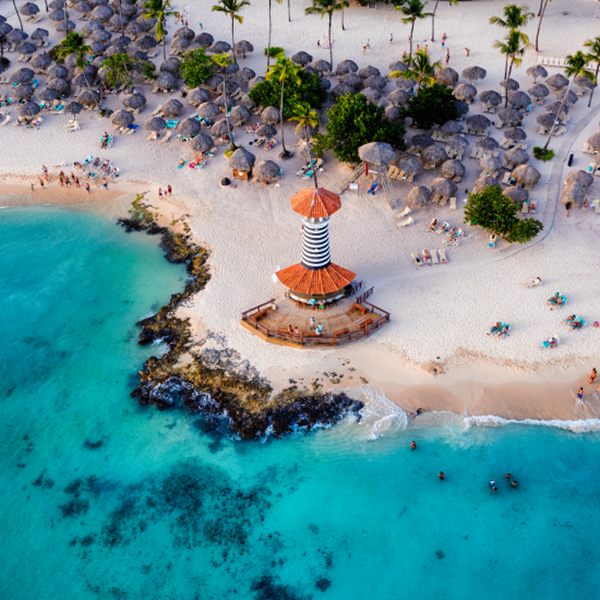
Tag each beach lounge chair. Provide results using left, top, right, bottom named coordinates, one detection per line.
left=583, top=143, right=592, bottom=154
left=456, top=148, right=464, bottom=161
left=397, top=216, right=414, bottom=228
left=593, top=199, right=600, bottom=213
left=499, top=138, right=510, bottom=149
left=126, top=124, right=139, bottom=135
left=152, top=107, right=163, bottom=117
left=422, top=249, right=432, bottom=266
left=396, top=206, right=412, bottom=218
left=521, top=201, right=530, bottom=214
left=449, top=197, right=457, bottom=210
left=488, top=234, right=497, bottom=248
left=411, top=252, right=423, bottom=266
left=160, top=130, right=172, bottom=143
left=431, top=248, right=439, bottom=264
left=529, top=201, right=537, bottom=214
left=553, top=126, right=566, bottom=136
left=439, top=248, right=447, bottom=263
left=501, top=172, right=511, bottom=185
left=470, top=147, right=478, bottom=159
left=0, top=115, right=10, bottom=127
left=146, top=131, right=158, bottom=141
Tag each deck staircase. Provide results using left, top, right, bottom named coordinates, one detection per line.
left=377, top=170, right=398, bottom=210
left=334, top=161, right=366, bottom=194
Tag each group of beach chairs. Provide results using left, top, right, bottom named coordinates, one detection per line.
left=470, top=147, right=500, bottom=160
left=74, top=155, right=121, bottom=181
left=427, top=219, right=464, bottom=245
left=386, top=165, right=416, bottom=182
left=488, top=322, right=510, bottom=338
left=546, top=292, right=567, bottom=310
left=412, top=248, right=448, bottom=266
left=296, top=158, right=323, bottom=180
left=564, top=314, right=585, bottom=330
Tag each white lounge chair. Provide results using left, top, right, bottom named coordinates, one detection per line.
left=160, top=130, right=172, bottom=143
left=411, top=251, right=423, bottom=266
left=431, top=248, right=439, bottom=264
left=396, top=206, right=412, bottom=218
left=397, top=216, right=414, bottom=228
left=439, top=248, right=447, bottom=263
left=449, top=197, right=457, bottom=210
left=593, top=199, right=600, bottom=213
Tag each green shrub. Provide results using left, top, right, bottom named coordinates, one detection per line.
left=179, top=48, right=213, bottom=89
left=533, top=146, right=555, bottom=162
left=402, top=83, right=458, bottom=130
left=264, top=46, right=284, bottom=58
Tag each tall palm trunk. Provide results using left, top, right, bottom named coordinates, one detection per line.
left=306, top=124, right=318, bottom=188
left=341, top=8, right=345, bottom=31
left=409, top=20, right=415, bottom=56
left=230, top=14, right=237, bottom=63
left=504, top=58, right=514, bottom=107
left=588, top=64, right=599, bottom=108
left=119, top=0, right=124, bottom=37
left=279, top=79, right=289, bottom=158
left=535, top=0, right=548, bottom=52
left=503, top=53, right=509, bottom=81
left=162, top=35, right=166, bottom=60
left=287, top=0, right=291, bottom=22
left=267, top=0, right=272, bottom=68
left=537, top=0, right=544, bottom=16
left=327, top=12, right=333, bottom=71
left=431, top=0, right=440, bottom=42
left=44, top=0, right=48, bottom=11
left=13, top=0, right=23, bottom=30
left=542, top=78, right=573, bottom=151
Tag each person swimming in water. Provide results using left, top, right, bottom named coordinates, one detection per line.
left=411, top=441, right=417, bottom=450
left=439, top=472, right=445, bottom=480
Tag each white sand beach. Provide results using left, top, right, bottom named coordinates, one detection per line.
left=1, top=0, right=600, bottom=420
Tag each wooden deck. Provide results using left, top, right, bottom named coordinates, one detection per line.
left=241, top=289, right=391, bottom=348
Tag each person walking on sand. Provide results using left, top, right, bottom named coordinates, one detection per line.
left=589, top=368, right=597, bottom=385
left=40, top=179, right=44, bottom=189
left=389, top=32, right=393, bottom=44
left=577, top=387, right=584, bottom=402
left=441, top=33, right=447, bottom=48
left=167, top=184, right=172, bottom=196
left=85, top=182, right=90, bottom=193
left=30, top=183, right=34, bottom=191
left=362, top=45, right=366, bottom=55
left=465, top=48, right=470, bottom=57
left=366, top=39, right=370, bottom=49
left=75, top=177, right=80, bottom=189
left=158, top=187, right=163, bottom=199
left=445, top=49, right=450, bottom=66
left=59, top=171, right=65, bottom=186
left=102, top=177, right=108, bottom=189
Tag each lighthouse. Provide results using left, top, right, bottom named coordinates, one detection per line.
left=275, top=188, right=356, bottom=304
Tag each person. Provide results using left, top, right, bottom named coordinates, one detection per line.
left=85, top=182, right=90, bottom=193
left=30, top=183, right=34, bottom=191
left=362, top=45, right=366, bottom=55
left=310, top=316, right=316, bottom=330
left=445, top=49, right=450, bottom=66
left=439, top=472, right=445, bottom=480
left=75, top=177, right=80, bottom=189
left=429, top=218, right=438, bottom=231
left=366, top=39, right=370, bottom=49
left=566, top=314, right=576, bottom=322
left=577, top=387, right=584, bottom=401
left=505, top=474, right=512, bottom=480
left=465, top=47, right=470, bottom=57
left=402, top=50, right=407, bottom=59
left=316, top=324, right=323, bottom=336
left=288, top=324, right=293, bottom=335
left=59, top=171, right=65, bottom=186
left=416, top=44, right=420, bottom=53
left=317, top=39, right=320, bottom=48
left=389, top=32, right=393, bottom=44
left=294, top=327, right=300, bottom=337
left=549, top=291, right=560, bottom=303
left=491, top=486, right=498, bottom=493
left=167, top=184, right=172, bottom=196
left=441, top=33, right=447, bottom=48
left=424, top=44, right=428, bottom=54
left=548, top=337, right=558, bottom=349
left=534, top=277, right=542, bottom=286
left=158, top=187, right=163, bottom=199
left=590, top=368, right=597, bottom=384
left=39, top=179, right=44, bottom=189
left=511, top=480, right=519, bottom=488
left=102, top=177, right=108, bottom=189
left=489, top=480, right=495, bottom=488
left=410, top=441, right=417, bottom=450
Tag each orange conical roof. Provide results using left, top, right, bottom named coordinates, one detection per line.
left=275, top=263, right=356, bottom=296
left=290, top=188, right=342, bottom=219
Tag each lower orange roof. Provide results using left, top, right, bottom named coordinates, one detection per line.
left=275, top=263, right=356, bottom=296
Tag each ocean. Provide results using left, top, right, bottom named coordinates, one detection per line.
left=2, top=204, right=600, bottom=600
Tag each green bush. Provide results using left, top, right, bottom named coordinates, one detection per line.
left=264, top=46, right=284, bottom=58
left=313, top=93, right=406, bottom=164
left=533, top=146, right=555, bottom=162
left=179, top=48, right=213, bottom=89
left=464, top=185, right=543, bottom=243
left=101, top=53, right=156, bottom=88
left=402, top=83, right=458, bottom=130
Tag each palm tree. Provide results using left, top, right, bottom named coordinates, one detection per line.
left=290, top=103, right=321, bottom=187
left=534, top=0, right=552, bottom=52
left=543, top=52, right=595, bottom=151
left=489, top=4, right=534, bottom=31
left=584, top=37, right=600, bottom=107
left=494, top=30, right=529, bottom=106
left=212, top=52, right=236, bottom=147
left=305, top=0, right=348, bottom=72
left=12, top=0, right=24, bottom=30
left=211, top=0, right=250, bottom=64
left=266, top=55, right=301, bottom=159
left=396, top=0, right=433, bottom=57
left=391, top=49, right=441, bottom=91
left=266, top=0, right=282, bottom=69
left=57, top=31, right=97, bottom=108
left=143, top=0, right=179, bottom=60
left=430, top=0, right=457, bottom=43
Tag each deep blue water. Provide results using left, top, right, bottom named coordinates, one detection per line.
left=2, top=205, right=600, bottom=600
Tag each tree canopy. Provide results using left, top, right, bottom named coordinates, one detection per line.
left=179, top=48, right=214, bottom=89
left=101, top=53, right=156, bottom=88
left=314, top=92, right=406, bottom=163
left=402, top=82, right=458, bottom=130
left=464, top=185, right=543, bottom=243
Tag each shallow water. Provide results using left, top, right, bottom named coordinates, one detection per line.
left=2, top=205, right=600, bottom=600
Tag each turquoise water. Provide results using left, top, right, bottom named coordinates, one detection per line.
left=2, top=205, right=600, bottom=600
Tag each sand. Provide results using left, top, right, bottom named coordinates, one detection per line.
left=1, top=0, right=600, bottom=422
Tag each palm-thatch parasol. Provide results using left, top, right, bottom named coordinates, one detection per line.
left=556, top=88, right=578, bottom=105
left=253, top=160, right=280, bottom=182
left=7, top=29, right=28, bottom=45
left=208, top=40, right=231, bottom=54
left=247, top=75, right=264, bottom=90
left=176, top=118, right=201, bottom=138
left=256, top=123, right=277, bottom=138
left=170, top=36, right=190, bottom=53
left=363, top=74, right=387, bottom=91
left=18, top=101, right=41, bottom=117
left=397, top=157, right=422, bottom=176
left=197, top=101, right=220, bottom=119
left=160, top=57, right=180, bottom=73
left=229, top=147, right=255, bottom=172
left=20, top=2, right=40, bottom=16
left=445, top=135, right=469, bottom=151
left=504, top=147, right=529, bottom=168
left=565, top=170, right=594, bottom=188
left=388, top=60, right=406, bottom=73
left=65, top=100, right=84, bottom=115
left=503, top=185, right=529, bottom=205
left=204, top=74, right=224, bottom=90
left=388, top=88, right=410, bottom=106
left=411, top=134, right=434, bottom=150
left=49, top=8, right=68, bottom=20
left=312, top=59, right=331, bottom=73
left=454, top=83, right=477, bottom=102
left=500, top=78, right=519, bottom=92
left=83, top=18, right=104, bottom=34
left=92, top=28, right=112, bottom=42
left=77, top=2, right=94, bottom=15
left=136, top=35, right=157, bottom=51
left=49, top=0, right=65, bottom=9
left=407, top=185, right=431, bottom=206
left=536, top=113, right=560, bottom=130
left=238, top=67, right=256, bottom=82
left=239, top=93, right=254, bottom=108
left=472, top=175, right=500, bottom=194
left=560, top=182, right=585, bottom=206
left=233, top=39, right=253, bottom=57
left=474, top=136, right=499, bottom=151
left=359, top=65, right=380, bottom=79
left=14, top=83, right=35, bottom=99
left=109, top=14, right=129, bottom=30
left=358, top=141, right=396, bottom=165
left=441, top=159, right=466, bottom=180
left=297, top=142, right=314, bottom=160
left=74, top=73, right=96, bottom=88
left=144, top=116, right=166, bottom=131
left=211, top=118, right=232, bottom=137
left=574, top=75, right=594, bottom=91
left=77, top=89, right=99, bottom=106
left=38, top=87, right=59, bottom=101
left=120, top=2, right=137, bottom=18
left=435, top=67, right=458, bottom=87
left=479, top=89, right=502, bottom=107
left=262, top=106, right=280, bottom=124
left=504, top=127, right=527, bottom=142
left=431, top=177, right=457, bottom=199
left=91, top=4, right=113, bottom=21
left=479, top=154, right=502, bottom=175
left=528, top=83, right=549, bottom=99
left=441, top=120, right=464, bottom=135
left=396, top=77, right=417, bottom=91
left=297, top=124, right=318, bottom=141
left=90, top=41, right=106, bottom=55
left=545, top=101, right=569, bottom=116
left=512, top=164, right=541, bottom=188
left=195, top=32, right=214, bottom=47
left=462, top=66, right=486, bottom=83
left=156, top=71, right=177, bottom=91
left=31, top=27, right=49, bottom=42
left=337, top=59, right=358, bottom=74
left=123, top=92, right=146, bottom=110
left=466, top=114, right=491, bottom=130
left=189, top=133, right=215, bottom=154
left=331, top=82, right=354, bottom=98
left=229, top=105, right=250, bottom=126
left=17, top=42, right=37, bottom=55
left=47, top=64, right=69, bottom=80
left=216, top=80, right=240, bottom=96
left=546, top=73, right=569, bottom=90
left=526, top=65, right=548, bottom=82
left=507, top=90, right=531, bottom=108
left=111, top=109, right=134, bottom=127
left=497, top=107, right=522, bottom=126
left=161, top=98, right=183, bottom=117
left=292, top=51, right=313, bottom=65
left=384, top=105, right=402, bottom=122
left=48, top=77, right=71, bottom=97
left=360, top=87, right=381, bottom=102
left=11, top=67, right=35, bottom=84
left=174, top=26, right=195, bottom=41
left=455, top=99, right=469, bottom=116
left=420, top=146, right=447, bottom=169
left=341, top=72, right=362, bottom=88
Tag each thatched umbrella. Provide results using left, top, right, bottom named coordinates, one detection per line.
left=160, top=57, right=180, bottom=73
left=77, top=89, right=99, bottom=106
left=262, top=106, right=280, bottom=124
left=411, top=134, right=434, bottom=150
left=479, top=154, right=502, bottom=175
left=111, top=109, right=134, bottom=128
left=292, top=51, right=312, bottom=65
left=431, top=177, right=457, bottom=199
left=396, top=77, right=416, bottom=91
left=74, top=73, right=96, bottom=88
left=92, top=28, right=112, bottom=42
left=441, top=159, right=466, bottom=180
left=397, top=157, right=422, bottom=176
left=479, top=89, right=502, bottom=107
left=466, top=114, right=491, bottom=130
left=526, top=65, right=548, bottom=82
left=253, top=160, right=280, bottom=183
left=17, top=42, right=37, bottom=55
left=38, top=88, right=59, bottom=101
left=156, top=71, right=177, bottom=90
left=545, top=101, right=569, bottom=116
left=455, top=99, right=469, bottom=116
left=91, top=4, right=113, bottom=21
left=337, top=59, right=358, bottom=74
left=214, top=94, right=236, bottom=110
left=123, top=92, right=146, bottom=110
left=256, top=123, right=277, bottom=138
left=49, top=0, right=65, bottom=9
left=28, top=47, right=48, bottom=66
left=77, top=2, right=94, bottom=15
left=474, top=136, right=499, bottom=151
left=20, top=2, right=40, bottom=17
left=83, top=18, right=104, bottom=34
left=556, top=88, right=578, bottom=105
left=507, top=91, right=530, bottom=108
left=47, top=65, right=69, bottom=81
left=144, top=116, right=166, bottom=131
left=384, top=105, right=402, bottom=122
left=312, top=59, right=331, bottom=73
left=238, top=67, right=256, bottom=82
left=407, top=185, right=431, bottom=206
left=47, top=77, right=71, bottom=97
left=454, top=83, right=477, bottom=102
left=177, top=118, right=201, bottom=138
left=503, top=185, right=529, bottom=205
left=247, top=75, right=264, bottom=90
left=360, top=87, right=381, bottom=102
left=546, top=73, right=569, bottom=90
left=528, top=83, right=550, bottom=99
left=363, top=74, right=387, bottom=91
left=297, top=142, right=316, bottom=160
left=216, top=80, right=240, bottom=95
left=420, top=146, right=447, bottom=170
left=195, top=32, right=214, bottom=47
left=90, top=41, right=107, bottom=55
left=472, top=175, right=500, bottom=194
left=233, top=39, right=253, bottom=58
left=497, top=107, right=522, bottom=126
left=536, top=113, right=560, bottom=130
left=500, top=78, right=519, bottom=92
left=441, top=120, right=463, bottom=135
left=7, top=29, right=28, bottom=45
left=229, top=147, right=255, bottom=172
left=341, top=72, right=362, bottom=88
left=136, top=35, right=157, bottom=51
left=504, top=127, right=527, bottom=142
left=11, top=67, right=35, bottom=84
left=574, top=74, right=594, bottom=91
left=388, top=60, right=406, bottom=73
left=211, top=118, right=232, bottom=137
left=565, top=170, right=594, bottom=188
left=204, top=75, right=224, bottom=90
left=462, top=66, right=486, bottom=83
left=18, top=101, right=41, bottom=117
left=359, top=65, right=380, bottom=79
left=560, top=182, right=585, bottom=206
left=65, top=100, right=84, bottom=115
left=197, top=101, right=220, bottom=120
left=331, top=83, right=354, bottom=98
left=189, top=133, right=215, bottom=154
left=229, top=105, right=250, bottom=126
left=358, top=141, right=396, bottom=165
left=49, top=8, right=68, bottom=20
left=239, top=93, right=254, bottom=108
left=208, top=40, right=232, bottom=54
left=161, top=98, right=183, bottom=117
left=504, top=147, right=529, bottom=168
left=512, top=164, right=541, bottom=188
left=445, top=135, right=469, bottom=152
left=109, top=14, right=129, bottom=30
left=174, top=26, right=195, bottom=41
left=388, top=88, right=410, bottom=106
left=170, top=36, right=190, bottom=54
left=120, top=2, right=137, bottom=18
left=31, top=28, right=49, bottom=42
left=435, top=67, right=458, bottom=87
left=14, top=83, right=34, bottom=99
